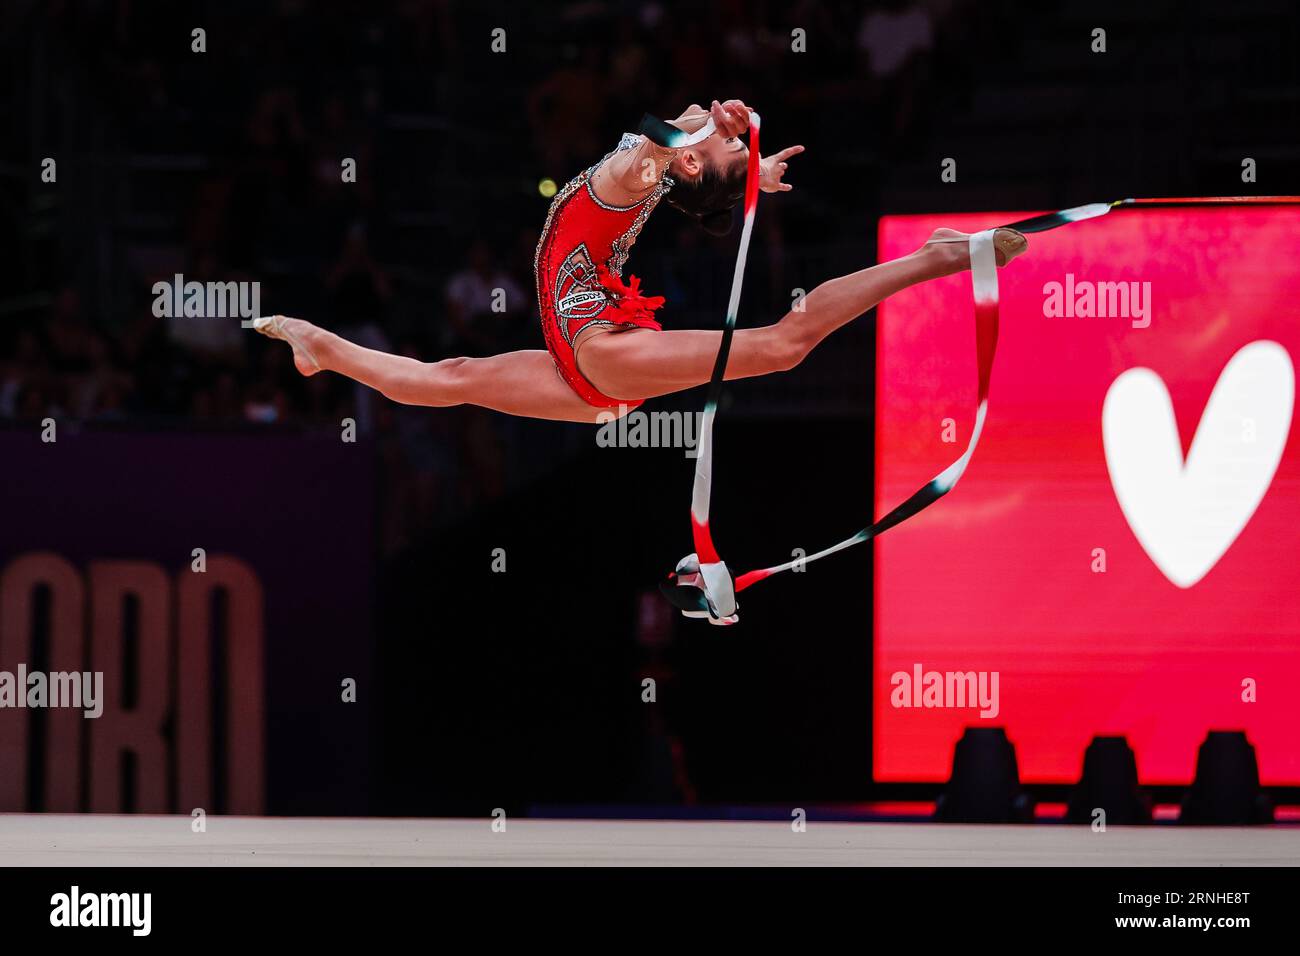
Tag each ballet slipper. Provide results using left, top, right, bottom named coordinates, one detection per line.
left=251, top=315, right=321, bottom=375
left=926, top=227, right=1028, bottom=267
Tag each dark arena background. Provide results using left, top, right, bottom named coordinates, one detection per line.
left=0, top=0, right=1298, bottom=941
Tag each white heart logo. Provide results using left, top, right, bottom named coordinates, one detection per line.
left=1102, top=340, right=1294, bottom=588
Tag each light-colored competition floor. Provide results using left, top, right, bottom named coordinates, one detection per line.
left=1, top=814, right=1297, bottom=865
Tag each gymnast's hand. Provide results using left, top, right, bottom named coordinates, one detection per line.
left=668, top=100, right=750, bottom=139
left=710, top=99, right=751, bottom=138
left=760, top=144, right=804, bottom=193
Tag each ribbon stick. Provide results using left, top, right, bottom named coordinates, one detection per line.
left=638, top=112, right=718, bottom=149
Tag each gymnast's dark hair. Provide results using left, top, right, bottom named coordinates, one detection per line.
left=665, top=158, right=746, bottom=237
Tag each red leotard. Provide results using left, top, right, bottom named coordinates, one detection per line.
left=534, top=133, right=671, bottom=408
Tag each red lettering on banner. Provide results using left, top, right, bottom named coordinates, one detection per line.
left=0, top=553, right=264, bottom=812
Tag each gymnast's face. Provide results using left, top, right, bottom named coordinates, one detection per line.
left=671, top=134, right=749, bottom=183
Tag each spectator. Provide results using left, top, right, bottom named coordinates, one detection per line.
left=443, top=238, right=526, bottom=356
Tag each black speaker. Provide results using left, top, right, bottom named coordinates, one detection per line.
left=1179, top=730, right=1274, bottom=825
left=1066, top=735, right=1152, bottom=825
left=934, top=727, right=1035, bottom=823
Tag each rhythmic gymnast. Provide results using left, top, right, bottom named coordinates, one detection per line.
left=253, top=99, right=1027, bottom=423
